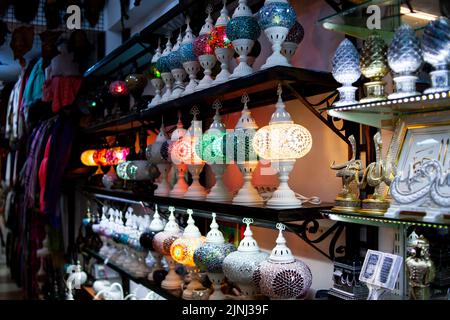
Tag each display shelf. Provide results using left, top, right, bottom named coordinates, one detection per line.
left=318, top=0, right=442, bottom=41
left=83, top=186, right=332, bottom=226
left=321, top=210, right=450, bottom=229
left=321, top=90, right=450, bottom=128
left=82, top=66, right=337, bottom=134
left=81, top=248, right=178, bottom=300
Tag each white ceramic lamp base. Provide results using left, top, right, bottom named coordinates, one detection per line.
left=266, top=160, right=302, bottom=209
left=160, top=72, right=174, bottom=103
left=281, top=41, right=298, bottom=64
left=230, top=39, right=254, bottom=79
left=195, top=55, right=217, bottom=91
left=184, top=163, right=207, bottom=200
left=208, top=272, right=225, bottom=300
left=333, top=85, right=358, bottom=107
left=261, top=26, right=291, bottom=69
left=388, top=75, right=420, bottom=99
left=148, top=78, right=164, bottom=108
left=213, top=48, right=234, bottom=85
left=169, top=164, right=189, bottom=197
left=424, top=69, right=450, bottom=94
left=206, top=164, right=232, bottom=203
left=171, top=68, right=187, bottom=99
left=182, top=61, right=201, bottom=95
left=161, top=256, right=184, bottom=291
left=232, top=163, right=264, bottom=207
left=155, top=163, right=171, bottom=197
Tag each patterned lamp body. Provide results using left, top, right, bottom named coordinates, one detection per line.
left=159, top=36, right=175, bottom=103
left=170, top=31, right=187, bottom=99
left=257, top=0, right=296, bottom=68
left=388, top=24, right=423, bottom=99
left=148, top=41, right=164, bottom=108
left=194, top=213, right=236, bottom=300
left=360, top=34, right=389, bottom=102
left=231, top=94, right=264, bottom=206
left=180, top=18, right=200, bottom=96
left=169, top=113, right=189, bottom=197
left=124, top=160, right=155, bottom=181
left=222, top=218, right=269, bottom=297
left=331, top=39, right=361, bottom=106
left=422, top=17, right=450, bottom=93
left=255, top=223, right=312, bottom=299
left=102, top=166, right=119, bottom=189
left=227, top=0, right=261, bottom=78
left=282, top=20, right=304, bottom=63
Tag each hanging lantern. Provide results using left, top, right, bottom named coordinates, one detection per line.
left=255, top=223, right=312, bottom=299
left=158, top=35, right=175, bottom=103
left=169, top=112, right=189, bottom=197
left=148, top=40, right=165, bottom=108
left=252, top=84, right=312, bottom=209
left=282, top=20, right=304, bottom=64
left=193, top=213, right=236, bottom=300
left=169, top=31, right=187, bottom=99
left=256, top=0, right=297, bottom=69
left=109, top=80, right=129, bottom=96
left=222, top=218, right=269, bottom=297
left=227, top=0, right=261, bottom=78
left=170, top=209, right=206, bottom=300
left=180, top=17, right=201, bottom=95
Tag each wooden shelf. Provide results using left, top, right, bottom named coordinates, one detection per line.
left=81, top=66, right=337, bottom=134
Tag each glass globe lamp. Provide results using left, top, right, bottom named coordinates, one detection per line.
left=152, top=206, right=184, bottom=291
left=256, top=0, right=296, bottom=69
left=230, top=94, right=264, bottom=206
left=193, top=213, right=236, bottom=300
left=222, top=218, right=269, bottom=297
left=80, top=149, right=97, bottom=166
left=169, top=31, right=187, bottom=99
left=194, top=6, right=216, bottom=91
left=227, top=0, right=261, bottom=78
left=148, top=40, right=164, bottom=108
left=124, top=160, right=155, bottom=181
left=117, top=161, right=131, bottom=180
left=387, top=24, right=423, bottom=99
left=109, top=80, right=129, bottom=96
left=422, top=17, right=450, bottom=94
left=331, top=39, right=361, bottom=107
left=146, top=120, right=171, bottom=196
left=170, top=209, right=206, bottom=300
left=125, top=73, right=148, bottom=111
left=282, top=20, right=304, bottom=64
left=158, top=36, right=175, bottom=103
left=169, top=113, right=189, bottom=197
left=255, top=223, right=312, bottom=300
left=180, top=17, right=200, bottom=95
left=210, top=2, right=233, bottom=85
left=252, top=84, right=312, bottom=209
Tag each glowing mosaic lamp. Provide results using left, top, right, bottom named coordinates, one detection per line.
left=194, top=5, right=216, bottom=91
left=231, top=94, right=264, bottom=206
left=158, top=35, right=175, bottom=103
left=117, top=161, right=131, bottom=180
left=210, top=1, right=233, bottom=85
left=125, top=160, right=155, bottom=181
left=169, top=30, right=187, bottom=99
left=222, top=218, right=269, bottom=297
left=257, top=0, right=297, bottom=69
left=169, top=112, right=189, bottom=197
left=170, top=209, right=206, bottom=300
left=387, top=24, right=423, bottom=99
left=227, top=0, right=261, bottom=78
left=282, top=20, right=304, bottom=64
left=252, top=84, right=312, bottom=209
left=193, top=213, right=236, bottom=300
left=331, top=39, right=361, bottom=107
left=148, top=39, right=164, bottom=108
left=106, top=147, right=130, bottom=165
left=152, top=206, right=184, bottom=290
left=180, top=17, right=200, bottom=96
left=109, top=80, right=129, bottom=96
left=81, top=149, right=97, bottom=166
left=146, top=119, right=171, bottom=196
left=422, top=17, right=450, bottom=94
left=255, top=223, right=312, bottom=299
left=199, top=100, right=232, bottom=203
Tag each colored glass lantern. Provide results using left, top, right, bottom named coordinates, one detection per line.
left=93, top=148, right=108, bottom=166
left=109, top=80, right=129, bottom=96
left=255, top=223, right=312, bottom=299
left=170, top=209, right=206, bottom=300
left=117, top=161, right=131, bottom=180
left=125, top=73, right=148, bottom=111
left=80, top=149, right=97, bottom=166
left=193, top=213, right=236, bottom=300
left=148, top=40, right=165, bottom=108
left=227, top=0, right=261, bottom=78
left=158, top=36, right=175, bottom=103
left=222, top=218, right=269, bottom=297
left=252, top=84, right=312, bottom=209
left=282, top=20, right=304, bottom=64
left=257, top=0, right=296, bottom=68
left=168, top=113, right=189, bottom=197
left=169, top=31, right=187, bottom=99
left=180, top=17, right=200, bottom=96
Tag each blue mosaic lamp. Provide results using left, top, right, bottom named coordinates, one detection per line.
left=159, top=35, right=174, bottom=103
left=169, top=31, right=186, bottom=99
left=179, top=17, right=200, bottom=95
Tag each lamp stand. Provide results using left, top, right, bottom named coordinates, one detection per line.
left=195, top=55, right=217, bottom=91
left=207, top=272, right=225, bottom=300
left=182, top=267, right=204, bottom=300
left=333, top=85, right=358, bottom=107
left=266, top=160, right=302, bottom=209
left=170, top=68, right=187, bottom=99
left=184, top=163, right=207, bottom=200
left=424, top=69, right=450, bottom=94
left=155, top=163, right=171, bottom=196
left=182, top=61, right=201, bottom=95
left=214, top=48, right=234, bottom=85
left=169, top=163, right=188, bottom=197
left=148, top=78, right=164, bottom=108
left=230, top=39, right=254, bottom=78
left=281, top=41, right=298, bottom=64
left=388, top=75, right=420, bottom=99
left=206, top=164, right=232, bottom=203
left=261, top=26, right=291, bottom=69
left=233, top=162, right=264, bottom=207
left=160, top=72, right=174, bottom=103
left=238, top=283, right=259, bottom=297
left=161, top=255, right=183, bottom=290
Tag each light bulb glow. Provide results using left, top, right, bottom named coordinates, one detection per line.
left=170, top=236, right=206, bottom=267
left=80, top=150, right=97, bottom=166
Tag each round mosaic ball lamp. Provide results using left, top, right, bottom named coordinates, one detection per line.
left=255, top=223, right=312, bottom=299
left=118, top=160, right=155, bottom=181
left=252, top=84, right=313, bottom=209
left=331, top=39, right=361, bottom=107
left=146, top=119, right=171, bottom=196
left=169, top=31, right=187, bottom=99
left=152, top=206, right=184, bottom=291
left=193, top=213, right=236, bottom=300
left=180, top=17, right=200, bottom=96
left=387, top=24, right=423, bottom=99
left=148, top=40, right=164, bottom=108
left=125, top=73, right=148, bottom=111
left=194, top=5, right=216, bottom=91
left=231, top=94, right=264, bottom=207
left=257, top=0, right=297, bottom=69
left=199, top=100, right=232, bottom=203
left=101, top=147, right=130, bottom=189
left=422, top=17, right=450, bottom=94
left=158, top=35, right=175, bottom=103
left=170, top=209, right=206, bottom=300
left=169, top=113, right=189, bottom=197
left=222, top=218, right=269, bottom=297
left=226, top=0, right=261, bottom=78
left=210, top=1, right=234, bottom=85
left=282, top=20, right=304, bottom=64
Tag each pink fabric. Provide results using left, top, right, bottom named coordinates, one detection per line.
left=39, top=136, right=52, bottom=213
left=42, top=76, right=83, bottom=113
